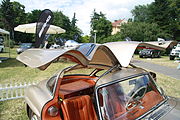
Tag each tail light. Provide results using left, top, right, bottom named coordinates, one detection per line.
left=48, top=106, right=59, bottom=117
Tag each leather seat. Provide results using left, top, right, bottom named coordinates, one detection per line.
left=61, top=95, right=98, bottom=120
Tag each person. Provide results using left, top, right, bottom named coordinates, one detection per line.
left=43, top=40, right=48, bottom=49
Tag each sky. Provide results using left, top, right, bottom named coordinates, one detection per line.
left=8, top=0, right=154, bottom=35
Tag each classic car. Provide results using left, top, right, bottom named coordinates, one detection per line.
left=16, top=43, right=33, bottom=54
left=17, top=41, right=180, bottom=120
left=139, top=49, right=161, bottom=58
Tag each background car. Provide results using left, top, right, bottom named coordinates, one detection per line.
left=139, top=49, right=161, bottom=58
left=0, top=42, right=4, bottom=53
left=169, top=43, right=180, bottom=60
left=16, top=43, right=33, bottom=54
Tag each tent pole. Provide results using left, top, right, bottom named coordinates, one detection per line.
left=8, top=34, right=10, bottom=58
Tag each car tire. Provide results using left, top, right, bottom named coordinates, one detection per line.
left=139, top=55, right=143, bottom=58
left=0, top=48, right=3, bottom=53
left=169, top=55, right=175, bottom=60
left=28, top=107, right=39, bottom=120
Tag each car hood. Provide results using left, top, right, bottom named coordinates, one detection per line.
left=17, top=41, right=165, bottom=70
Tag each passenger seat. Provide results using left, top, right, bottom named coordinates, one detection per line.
left=61, top=95, right=98, bottom=120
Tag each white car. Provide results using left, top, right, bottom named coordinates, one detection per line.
left=169, top=43, right=180, bottom=60
left=49, top=44, right=60, bottom=49
left=0, top=42, right=4, bottom=53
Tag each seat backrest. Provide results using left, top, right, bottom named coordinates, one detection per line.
left=104, top=84, right=126, bottom=119
left=61, top=95, right=98, bottom=120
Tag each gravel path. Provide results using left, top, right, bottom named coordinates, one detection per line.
left=133, top=60, right=180, bottom=80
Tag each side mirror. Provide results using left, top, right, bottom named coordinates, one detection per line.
left=150, top=72, right=157, bottom=81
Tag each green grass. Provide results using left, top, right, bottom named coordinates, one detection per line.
left=0, top=49, right=180, bottom=120
left=134, top=55, right=179, bottom=68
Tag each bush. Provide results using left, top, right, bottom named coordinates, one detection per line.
left=4, top=39, right=15, bottom=48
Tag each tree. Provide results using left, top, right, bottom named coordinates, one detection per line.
left=49, top=11, right=82, bottom=44
left=27, top=9, right=42, bottom=23
left=118, top=22, right=171, bottom=42
left=81, top=35, right=90, bottom=43
left=69, top=13, right=82, bottom=43
left=131, top=4, right=153, bottom=23
left=102, top=33, right=123, bottom=43
left=0, top=0, right=27, bottom=44
left=90, top=10, right=112, bottom=43
left=132, top=0, right=180, bottom=40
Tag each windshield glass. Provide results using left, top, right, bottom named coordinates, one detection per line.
left=97, top=74, right=164, bottom=120
left=20, top=43, right=32, bottom=48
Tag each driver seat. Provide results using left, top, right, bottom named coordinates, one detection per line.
left=61, top=95, right=98, bottom=120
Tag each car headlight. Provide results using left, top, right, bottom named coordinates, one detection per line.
left=48, top=106, right=59, bottom=117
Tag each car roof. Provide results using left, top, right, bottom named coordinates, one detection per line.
left=96, top=67, right=147, bottom=87
left=17, top=41, right=166, bottom=70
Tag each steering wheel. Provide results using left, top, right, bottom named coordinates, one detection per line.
left=125, top=86, right=147, bottom=111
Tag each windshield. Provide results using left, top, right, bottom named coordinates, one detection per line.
left=20, top=43, right=32, bottom=48
left=97, top=74, right=164, bottom=120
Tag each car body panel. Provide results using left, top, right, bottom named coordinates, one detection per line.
left=96, top=67, right=147, bottom=87
left=17, top=41, right=166, bottom=70
left=17, top=48, right=88, bottom=70
left=24, top=79, right=53, bottom=118
left=159, top=97, right=180, bottom=120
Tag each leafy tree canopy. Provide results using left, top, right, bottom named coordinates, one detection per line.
left=132, top=0, right=180, bottom=40
left=119, top=22, right=171, bottom=42
left=90, top=9, right=112, bottom=43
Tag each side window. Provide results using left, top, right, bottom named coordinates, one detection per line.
left=47, top=76, right=57, bottom=94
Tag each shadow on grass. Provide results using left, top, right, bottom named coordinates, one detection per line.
left=0, top=58, right=25, bottom=68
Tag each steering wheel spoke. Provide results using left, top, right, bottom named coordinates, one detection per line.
left=125, top=86, right=147, bottom=111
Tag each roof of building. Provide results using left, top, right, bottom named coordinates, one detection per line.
left=112, top=19, right=126, bottom=27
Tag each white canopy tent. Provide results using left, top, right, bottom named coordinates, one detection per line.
left=0, top=28, right=10, bottom=35
left=0, top=28, right=10, bottom=58
left=14, top=23, right=65, bottom=34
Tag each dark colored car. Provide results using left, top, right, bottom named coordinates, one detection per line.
left=16, top=43, right=33, bottom=54
left=139, top=49, right=161, bottom=58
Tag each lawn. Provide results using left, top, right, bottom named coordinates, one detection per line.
left=0, top=48, right=180, bottom=120
left=134, top=54, right=179, bottom=68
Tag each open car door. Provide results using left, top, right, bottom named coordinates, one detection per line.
left=17, top=41, right=166, bottom=70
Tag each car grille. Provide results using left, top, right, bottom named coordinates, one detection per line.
left=148, top=105, right=171, bottom=120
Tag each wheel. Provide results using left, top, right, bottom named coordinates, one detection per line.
left=28, top=107, right=39, bottom=120
left=0, top=48, right=3, bottom=53
left=169, top=55, right=175, bottom=60
left=125, top=86, right=147, bottom=111
left=139, top=55, right=143, bottom=58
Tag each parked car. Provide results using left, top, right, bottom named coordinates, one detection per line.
left=49, top=43, right=60, bottom=49
left=169, top=43, right=180, bottom=60
left=0, top=42, right=4, bottom=53
left=17, top=42, right=180, bottom=120
left=16, top=43, right=33, bottom=54
left=139, top=49, right=161, bottom=58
